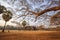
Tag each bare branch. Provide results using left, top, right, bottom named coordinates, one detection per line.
left=29, top=6, right=60, bottom=17
left=27, top=6, right=60, bottom=22
left=50, top=12, right=60, bottom=25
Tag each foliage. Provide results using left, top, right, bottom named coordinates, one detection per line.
left=2, top=10, right=13, bottom=22
left=22, top=20, right=27, bottom=27
left=0, top=5, right=6, bottom=14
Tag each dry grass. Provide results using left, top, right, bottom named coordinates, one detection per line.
left=0, top=30, right=60, bottom=40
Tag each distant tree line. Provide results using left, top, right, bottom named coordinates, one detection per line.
left=0, top=25, right=60, bottom=31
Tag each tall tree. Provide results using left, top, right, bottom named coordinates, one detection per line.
left=2, top=10, right=13, bottom=32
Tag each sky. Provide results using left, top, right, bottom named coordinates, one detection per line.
left=0, top=0, right=60, bottom=28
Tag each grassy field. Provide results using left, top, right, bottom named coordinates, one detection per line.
left=0, top=30, right=60, bottom=40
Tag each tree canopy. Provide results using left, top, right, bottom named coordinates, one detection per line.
left=0, top=5, right=7, bottom=14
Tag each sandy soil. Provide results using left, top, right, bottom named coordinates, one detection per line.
left=0, top=30, right=60, bottom=40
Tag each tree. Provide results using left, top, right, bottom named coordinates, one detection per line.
left=22, top=20, right=27, bottom=27
left=0, top=5, right=7, bottom=14
left=2, top=10, right=13, bottom=32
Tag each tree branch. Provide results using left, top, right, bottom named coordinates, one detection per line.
left=30, top=6, right=60, bottom=17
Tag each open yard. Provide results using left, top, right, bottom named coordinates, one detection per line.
left=0, top=30, right=60, bottom=40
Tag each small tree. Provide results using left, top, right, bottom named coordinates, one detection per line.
left=2, top=10, right=13, bottom=32
left=22, top=20, right=27, bottom=27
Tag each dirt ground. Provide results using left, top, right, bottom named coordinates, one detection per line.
left=0, top=30, right=60, bottom=40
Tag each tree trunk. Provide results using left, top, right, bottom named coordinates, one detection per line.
left=2, top=21, right=6, bottom=32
